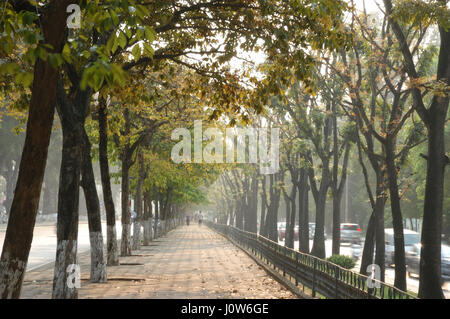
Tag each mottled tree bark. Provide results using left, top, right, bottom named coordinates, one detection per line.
left=385, top=138, right=406, bottom=290
left=298, top=168, right=309, bottom=253
left=154, top=194, right=159, bottom=239
left=309, top=158, right=330, bottom=259
left=52, top=120, right=83, bottom=299
left=259, top=176, right=266, bottom=236
left=132, top=152, right=144, bottom=250
left=120, top=109, right=132, bottom=256
left=52, top=74, right=93, bottom=298
left=120, top=155, right=131, bottom=256
left=360, top=211, right=376, bottom=275
left=98, top=101, right=119, bottom=266
left=80, top=130, right=107, bottom=283
left=0, top=0, right=75, bottom=299
left=246, top=172, right=258, bottom=233
left=143, top=190, right=153, bottom=245
left=419, top=113, right=447, bottom=298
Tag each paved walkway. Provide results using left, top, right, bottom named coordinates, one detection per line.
left=21, top=225, right=296, bottom=299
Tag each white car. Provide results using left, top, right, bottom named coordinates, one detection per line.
left=385, top=228, right=420, bottom=267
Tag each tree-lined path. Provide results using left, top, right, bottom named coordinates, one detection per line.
left=19, top=225, right=296, bottom=299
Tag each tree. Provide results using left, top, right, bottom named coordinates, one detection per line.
left=0, top=0, right=79, bottom=299
left=382, top=0, right=450, bottom=299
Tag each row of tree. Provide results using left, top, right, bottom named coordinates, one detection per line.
left=0, top=0, right=447, bottom=300
left=209, top=0, right=450, bottom=299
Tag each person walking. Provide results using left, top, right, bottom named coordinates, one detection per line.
left=198, top=212, right=203, bottom=226
left=186, top=214, right=190, bottom=226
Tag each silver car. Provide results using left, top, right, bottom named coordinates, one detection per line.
left=340, top=223, right=362, bottom=244
left=385, top=228, right=420, bottom=266
left=405, top=244, right=450, bottom=281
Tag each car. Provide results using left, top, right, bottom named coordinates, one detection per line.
left=351, top=243, right=362, bottom=261
left=293, top=225, right=299, bottom=241
left=308, top=223, right=314, bottom=239
left=340, top=223, right=362, bottom=244
left=279, top=224, right=300, bottom=241
left=308, top=222, right=327, bottom=240
left=405, top=243, right=450, bottom=282
left=278, top=222, right=286, bottom=241
left=385, top=228, right=420, bottom=267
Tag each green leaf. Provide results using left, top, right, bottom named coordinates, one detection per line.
left=132, top=44, right=141, bottom=61
left=48, top=53, right=64, bottom=68
left=144, top=26, right=156, bottom=42
left=22, top=11, right=37, bottom=26
left=62, top=43, right=72, bottom=63
left=143, top=43, right=154, bottom=58
left=118, top=31, right=127, bottom=49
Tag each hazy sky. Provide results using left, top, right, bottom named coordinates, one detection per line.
left=354, top=0, right=383, bottom=14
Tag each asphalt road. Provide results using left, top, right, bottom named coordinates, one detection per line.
left=0, top=221, right=122, bottom=272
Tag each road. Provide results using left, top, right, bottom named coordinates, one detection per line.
left=278, top=237, right=450, bottom=298
left=0, top=220, right=122, bottom=272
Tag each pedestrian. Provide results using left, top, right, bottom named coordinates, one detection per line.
left=198, top=212, right=203, bottom=226
left=186, top=214, right=190, bottom=226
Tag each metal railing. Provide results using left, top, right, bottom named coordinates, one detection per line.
left=206, top=222, right=417, bottom=299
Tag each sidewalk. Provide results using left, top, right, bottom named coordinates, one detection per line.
left=20, top=224, right=297, bottom=299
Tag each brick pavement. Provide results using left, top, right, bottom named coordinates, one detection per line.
left=20, top=224, right=297, bottom=299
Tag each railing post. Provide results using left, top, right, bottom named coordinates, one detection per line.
left=335, top=265, right=339, bottom=299
left=295, top=252, right=298, bottom=286
left=312, top=258, right=317, bottom=298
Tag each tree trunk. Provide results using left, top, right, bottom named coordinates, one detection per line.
left=284, top=193, right=291, bottom=246
left=311, top=196, right=327, bottom=258
left=120, top=107, right=132, bottom=255
left=360, top=211, right=376, bottom=275
left=120, top=153, right=132, bottom=256
left=132, top=195, right=141, bottom=250
left=80, top=129, right=107, bottom=283
left=236, top=201, right=244, bottom=230
left=260, top=176, right=267, bottom=237
left=419, top=112, right=447, bottom=299
left=332, top=191, right=342, bottom=256
left=52, top=123, right=83, bottom=299
left=247, top=172, right=258, bottom=233
left=143, top=191, right=153, bottom=245
left=98, top=102, right=119, bottom=266
left=154, top=195, right=159, bottom=239
left=266, top=174, right=281, bottom=242
left=52, top=73, right=93, bottom=298
left=132, top=153, right=144, bottom=250
left=298, top=169, right=309, bottom=253
left=374, top=174, right=386, bottom=283
left=288, top=185, right=297, bottom=249
left=0, top=0, right=74, bottom=299
left=385, top=138, right=406, bottom=290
